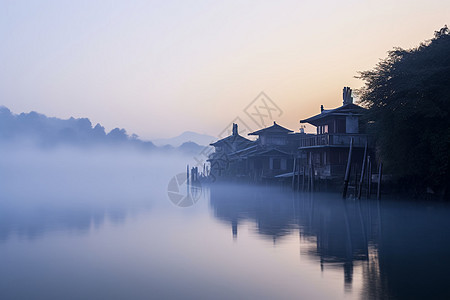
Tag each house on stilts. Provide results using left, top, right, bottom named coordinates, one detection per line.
left=208, top=122, right=310, bottom=182
left=298, top=87, right=372, bottom=183
left=207, top=87, right=372, bottom=187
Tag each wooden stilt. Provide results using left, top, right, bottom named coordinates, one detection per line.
left=367, top=156, right=372, bottom=198
left=292, top=157, right=297, bottom=190
left=358, top=142, right=368, bottom=199
left=302, top=166, right=306, bottom=192
left=377, top=162, right=383, bottom=200
left=342, top=138, right=354, bottom=198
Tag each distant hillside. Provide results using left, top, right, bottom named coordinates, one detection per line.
left=0, top=106, right=204, bottom=155
left=152, top=131, right=216, bottom=147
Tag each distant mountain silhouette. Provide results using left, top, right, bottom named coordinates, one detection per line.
left=177, top=141, right=207, bottom=155
left=0, top=106, right=203, bottom=154
left=152, top=131, right=215, bottom=147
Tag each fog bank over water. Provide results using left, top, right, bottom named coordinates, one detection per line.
left=1, top=144, right=450, bottom=299
left=0, top=145, right=196, bottom=241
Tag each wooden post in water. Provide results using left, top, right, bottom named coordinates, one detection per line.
left=367, top=156, right=372, bottom=198
left=292, top=157, right=297, bottom=190
left=377, top=162, right=383, bottom=200
left=342, top=138, right=354, bottom=198
left=302, top=166, right=306, bottom=192
left=358, top=142, right=368, bottom=199
left=194, top=167, right=197, bottom=182
left=310, top=162, right=315, bottom=192
left=187, top=164, right=190, bottom=185
left=297, top=159, right=301, bottom=191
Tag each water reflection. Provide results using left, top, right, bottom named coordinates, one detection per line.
left=0, top=149, right=176, bottom=242
left=0, top=202, right=137, bottom=242
left=209, top=184, right=450, bottom=299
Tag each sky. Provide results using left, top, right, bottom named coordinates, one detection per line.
left=1, top=0, right=449, bottom=140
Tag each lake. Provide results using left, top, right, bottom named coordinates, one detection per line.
left=1, top=149, right=449, bottom=299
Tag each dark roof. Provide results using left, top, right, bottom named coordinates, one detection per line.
left=300, top=103, right=366, bottom=126
left=248, top=122, right=294, bottom=136
left=210, top=134, right=253, bottom=147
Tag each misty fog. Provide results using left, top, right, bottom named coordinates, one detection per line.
left=0, top=144, right=196, bottom=241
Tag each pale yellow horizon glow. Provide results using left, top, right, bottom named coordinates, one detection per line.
left=1, top=0, right=449, bottom=140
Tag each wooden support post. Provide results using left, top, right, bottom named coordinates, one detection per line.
left=377, top=162, right=383, bottom=200
left=297, top=159, right=301, bottom=191
left=292, top=157, right=297, bottom=190
left=302, top=166, right=306, bottom=192
left=342, top=138, right=354, bottom=198
left=367, top=156, right=372, bottom=198
left=358, top=142, right=368, bottom=199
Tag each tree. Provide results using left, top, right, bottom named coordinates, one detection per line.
left=357, top=26, right=450, bottom=197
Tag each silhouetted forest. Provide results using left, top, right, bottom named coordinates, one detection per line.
left=358, top=26, right=450, bottom=198
left=0, top=106, right=205, bottom=154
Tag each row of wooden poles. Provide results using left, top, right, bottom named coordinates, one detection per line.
left=342, top=138, right=383, bottom=200
left=290, top=156, right=317, bottom=193
left=186, top=165, right=200, bottom=185
left=291, top=138, right=383, bottom=200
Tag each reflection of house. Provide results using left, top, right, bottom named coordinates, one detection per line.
left=299, top=87, right=372, bottom=179
left=208, top=185, right=379, bottom=289
left=209, top=185, right=297, bottom=241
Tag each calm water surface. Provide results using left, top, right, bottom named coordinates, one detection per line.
left=1, top=150, right=449, bottom=299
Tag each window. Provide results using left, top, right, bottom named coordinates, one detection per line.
left=273, top=159, right=281, bottom=170
left=281, top=159, right=287, bottom=170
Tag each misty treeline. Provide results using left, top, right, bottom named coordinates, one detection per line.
left=358, top=26, right=450, bottom=197
left=0, top=106, right=204, bottom=154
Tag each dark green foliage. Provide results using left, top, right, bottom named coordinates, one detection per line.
left=357, top=26, right=450, bottom=196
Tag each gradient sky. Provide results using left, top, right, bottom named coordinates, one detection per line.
left=1, top=0, right=449, bottom=139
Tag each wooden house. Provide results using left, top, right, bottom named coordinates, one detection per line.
left=299, top=87, right=371, bottom=179
left=209, top=122, right=308, bottom=182
left=244, top=122, right=295, bottom=179
left=208, top=123, right=255, bottom=178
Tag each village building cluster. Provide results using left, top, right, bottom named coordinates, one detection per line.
left=207, top=87, right=373, bottom=187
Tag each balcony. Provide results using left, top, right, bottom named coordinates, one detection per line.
left=299, top=133, right=369, bottom=149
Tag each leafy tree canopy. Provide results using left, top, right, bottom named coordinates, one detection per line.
left=357, top=26, right=450, bottom=196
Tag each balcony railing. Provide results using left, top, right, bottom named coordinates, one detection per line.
left=299, top=133, right=369, bottom=148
